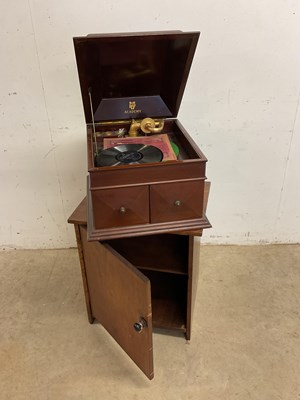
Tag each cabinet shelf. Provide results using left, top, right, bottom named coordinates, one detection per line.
left=106, top=234, right=189, bottom=275
left=136, top=265, right=187, bottom=275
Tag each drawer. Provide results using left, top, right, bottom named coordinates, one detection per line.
left=92, top=186, right=149, bottom=229
left=150, top=180, right=204, bottom=223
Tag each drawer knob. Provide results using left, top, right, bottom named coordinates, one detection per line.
left=119, top=206, right=126, bottom=213
left=133, top=317, right=147, bottom=333
left=174, top=200, right=181, bottom=207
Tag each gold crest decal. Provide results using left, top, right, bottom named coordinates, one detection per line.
left=125, top=100, right=142, bottom=115
left=129, top=101, right=136, bottom=110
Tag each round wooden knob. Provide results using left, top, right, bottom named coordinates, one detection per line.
left=119, top=206, right=126, bottom=213
left=174, top=200, right=181, bottom=207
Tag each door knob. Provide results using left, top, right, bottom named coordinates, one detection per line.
left=133, top=317, right=147, bottom=333
left=119, top=206, right=126, bottom=213
left=174, top=200, right=181, bottom=206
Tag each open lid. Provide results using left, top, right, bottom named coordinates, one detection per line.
left=73, top=31, right=200, bottom=122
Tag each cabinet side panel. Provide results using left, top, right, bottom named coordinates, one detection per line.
left=74, top=225, right=94, bottom=324
left=186, top=236, right=201, bottom=340
left=79, top=226, right=154, bottom=379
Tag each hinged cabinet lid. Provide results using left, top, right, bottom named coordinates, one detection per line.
left=73, top=31, right=200, bottom=122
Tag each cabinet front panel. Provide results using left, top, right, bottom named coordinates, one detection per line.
left=80, top=226, right=154, bottom=379
left=150, top=180, right=204, bottom=223
left=92, top=186, right=149, bottom=229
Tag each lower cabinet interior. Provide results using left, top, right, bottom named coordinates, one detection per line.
left=105, top=233, right=189, bottom=333
left=140, top=269, right=187, bottom=332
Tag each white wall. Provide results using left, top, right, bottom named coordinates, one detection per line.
left=0, top=0, right=299, bottom=249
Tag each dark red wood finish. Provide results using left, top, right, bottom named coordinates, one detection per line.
left=73, top=31, right=209, bottom=241
left=87, top=120, right=209, bottom=241
left=67, top=181, right=210, bottom=379
left=68, top=30, right=211, bottom=380
left=92, top=185, right=149, bottom=229
left=150, top=180, right=204, bottom=223
left=80, top=225, right=154, bottom=379
left=73, top=31, right=200, bottom=123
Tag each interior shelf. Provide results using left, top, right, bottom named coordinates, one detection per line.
left=106, top=234, right=189, bottom=275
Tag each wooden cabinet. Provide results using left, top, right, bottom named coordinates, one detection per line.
left=68, top=184, right=209, bottom=379
left=70, top=31, right=211, bottom=380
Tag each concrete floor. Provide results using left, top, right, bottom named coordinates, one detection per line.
left=0, top=245, right=299, bottom=400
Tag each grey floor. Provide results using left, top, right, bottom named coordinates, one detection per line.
left=0, top=245, right=299, bottom=400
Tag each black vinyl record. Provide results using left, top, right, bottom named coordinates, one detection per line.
left=95, top=144, right=163, bottom=167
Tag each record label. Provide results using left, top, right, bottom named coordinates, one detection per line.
left=115, top=150, right=143, bottom=163
left=95, top=144, right=163, bottom=167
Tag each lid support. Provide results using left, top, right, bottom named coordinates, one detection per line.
left=88, top=89, right=98, bottom=155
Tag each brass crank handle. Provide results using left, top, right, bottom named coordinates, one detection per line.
left=141, top=118, right=164, bottom=134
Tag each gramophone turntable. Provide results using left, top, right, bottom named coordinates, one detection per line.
left=73, top=31, right=210, bottom=240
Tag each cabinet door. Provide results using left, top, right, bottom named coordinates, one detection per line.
left=80, top=226, right=154, bottom=380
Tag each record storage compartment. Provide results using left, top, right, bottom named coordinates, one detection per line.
left=68, top=183, right=207, bottom=379
left=79, top=225, right=197, bottom=338
left=106, top=233, right=191, bottom=333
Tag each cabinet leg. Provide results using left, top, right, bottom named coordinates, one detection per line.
left=74, top=224, right=95, bottom=324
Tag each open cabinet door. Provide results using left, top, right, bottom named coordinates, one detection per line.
left=80, top=226, right=154, bottom=380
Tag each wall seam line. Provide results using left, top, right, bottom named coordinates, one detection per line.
left=275, top=89, right=300, bottom=224
left=27, top=0, right=68, bottom=242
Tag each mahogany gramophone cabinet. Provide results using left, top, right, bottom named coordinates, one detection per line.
left=69, top=31, right=211, bottom=379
